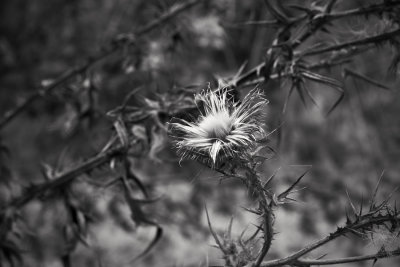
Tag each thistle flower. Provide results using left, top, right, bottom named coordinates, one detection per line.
left=169, top=87, right=267, bottom=166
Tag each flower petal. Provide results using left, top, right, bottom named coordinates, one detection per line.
left=210, top=140, right=222, bottom=164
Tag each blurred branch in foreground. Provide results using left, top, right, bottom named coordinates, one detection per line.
left=0, top=0, right=202, bottom=130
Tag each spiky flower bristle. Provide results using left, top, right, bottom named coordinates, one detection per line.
left=169, top=87, right=268, bottom=166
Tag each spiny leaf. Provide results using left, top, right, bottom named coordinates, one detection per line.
left=326, top=88, right=344, bottom=115
left=301, top=81, right=319, bottom=108
left=148, top=126, right=167, bottom=163
left=226, top=216, right=234, bottom=240
left=129, top=226, right=163, bottom=263
left=245, top=224, right=263, bottom=244
left=205, top=205, right=228, bottom=255
left=122, top=177, right=152, bottom=225
left=300, top=70, right=345, bottom=114
left=374, top=186, right=400, bottom=213
left=302, top=70, right=343, bottom=89
left=240, top=206, right=261, bottom=215
left=372, top=257, right=378, bottom=266
left=282, top=84, right=294, bottom=115
left=370, top=170, right=385, bottom=211
left=346, top=189, right=358, bottom=218
left=239, top=225, right=249, bottom=243
left=124, top=159, right=148, bottom=198
left=345, top=207, right=352, bottom=224
left=359, top=194, right=364, bottom=218
left=278, top=170, right=309, bottom=201
left=344, top=68, right=390, bottom=90
left=121, top=176, right=163, bottom=263
left=295, top=81, right=308, bottom=108
left=263, top=167, right=281, bottom=189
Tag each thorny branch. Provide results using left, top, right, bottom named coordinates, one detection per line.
left=300, top=28, right=400, bottom=57
left=205, top=167, right=400, bottom=267
left=258, top=201, right=400, bottom=266
left=237, top=1, right=400, bottom=27
left=294, top=249, right=400, bottom=266
left=226, top=1, right=400, bottom=90
left=1, top=143, right=126, bottom=211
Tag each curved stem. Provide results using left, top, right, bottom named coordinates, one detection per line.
left=261, top=215, right=400, bottom=266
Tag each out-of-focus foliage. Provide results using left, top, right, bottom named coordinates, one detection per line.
left=0, top=0, right=400, bottom=266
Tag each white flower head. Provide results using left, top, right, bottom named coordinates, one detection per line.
left=170, top=87, right=268, bottom=166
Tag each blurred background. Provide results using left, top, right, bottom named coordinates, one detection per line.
left=0, top=0, right=400, bottom=266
